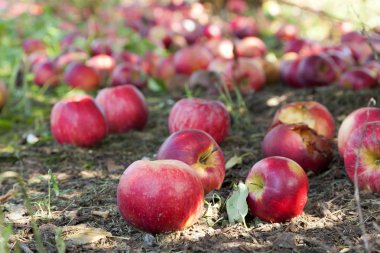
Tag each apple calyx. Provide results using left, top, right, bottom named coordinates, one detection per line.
left=246, top=174, right=264, bottom=199
left=361, top=149, right=380, bottom=169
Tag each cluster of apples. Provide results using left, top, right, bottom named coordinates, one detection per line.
left=280, top=31, right=380, bottom=90
left=117, top=97, right=230, bottom=233
left=50, top=85, right=148, bottom=147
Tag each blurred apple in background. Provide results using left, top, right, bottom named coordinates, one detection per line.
left=337, top=67, right=376, bottom=90
left=22, top=38, right=46, bottom=55
left=230, top=16, right=258, bottom=39
left=236, top=37, right=267, bottom=58
left=111, top=63, right=146, bottom=89
left=33, top=61, right=60, bottom=87
left=64, top=62, right=101, bottom=91
left=95, top=85, right=148, bottom=134
left=173, top=45, right=213, bottom=75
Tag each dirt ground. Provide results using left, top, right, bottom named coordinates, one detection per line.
left=1, top=84, right=380, bottom=252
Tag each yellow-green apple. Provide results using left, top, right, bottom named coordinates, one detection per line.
left=337, top=107, right=380, bottom=157
left=95, top=85, right=148, bottom=134
left=173, top=45, right=213, bottom=75
left=117, top=159, right=204, bottom=233
left=110, top=63, right=146, bottom=89
left=33, top=61, right=60, bottom=87
left=337, top=67, right=376, bottom=90
left=236, top=37, right=267, bottom=58
left=0, top=81, right=7, bottom=111
left=229, top=16, right=258, bottom=39
left=271, top=101, right=335, bottom=138
left=50, top=94, right=108, bottom=147
left=262, top=124, right=333, bottom=174
left=63, top=62, right=101, bottom=91
left=168, top=98, right=230, bottom=143
left=223, top=58, right=266, bottom=94
left=296, top=53, right=339, bottom=87
left=157, top=129, right=225, bottom=194
left=344, top=122, right=380, bottom=192
left=22, top=38, right=45, bottom=55
left=245, top=156, right=309, bottom=222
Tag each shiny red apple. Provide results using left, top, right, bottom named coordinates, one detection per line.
left=245, top=156, right=309, bottom=222
left=173, top=45, right=213, bottom=75
left=63, top=62, right=101, bottom=91
left=157, top=129, right=225, bottom=194
left=337, top=67, right=377, bottom=90
left=117, top=159, right=204, bottom=233
left=50, top=94, right=108, bottom=147
left=110, top=63, right=146, bottom=89
left=33, top=61, right=60, bottom=87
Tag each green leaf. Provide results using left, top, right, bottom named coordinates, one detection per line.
left=147, top=78, right=166, bottom=93
left=0, top=118, right=13, bottom=131
left=226, top=182, right=249, bottom=226
left=48, top=169, right=60, bottom=197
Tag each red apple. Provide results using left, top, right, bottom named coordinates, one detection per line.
left=168, top=98, right=230, bottom=143
left=364, top=60, right=380, bottom=84
left=344, top=122, right=380, bottom=192
left=223, top=58, right=266, bottom=94
left=50, top=94, right=108, bottom=147
left=275, top=24, right=298, bottom=42
left=280, top=54, right=304, bottom=88
left=173, top=45, right=213, bottom=75
left=229, top=16, right=258, bottom=39
left=341, top=31, right=372, bottom=64
left=226, top=0, right=247, bottom=14
left=33, top=61, right=60, bottom=87
left=27, top=52, right=48, bottom=71
left=63, top=62, right=101, bottom=91
left=296, top=53, right=339, bottom=87
left=95, top=85, right=148, bottom=133
left=245, top=156, right=309, bottom=222
left=235, top=37, right=267, bottom=58
left=0, top=81, right=8, bottom=111
left=283, top=38, right=321, bottom=56
left=86, top=54, right=116, bottom=74
left=55, top=51, right=88, bottom=72
left=262, top=124, right=333, bottom=174
left=117, top=159, right=204, bottom=233
left=204, top=39, right=234, bottom=60
left=153, top=56, right=175, bottom=82
left=157, top=129, right=225, bottom=194
left=337, top=67, right=376, bottom=90
left=90, top=39, right=113, bottom=56
left=271, top=101, right=335, bottom=139
left=22, top=38, right=45, bottom=55
left=114, top=51, right=140, bottom=65
left=337, top=107, right=380, bottom=157
left=203, top=23, right=222, bottom=39
left=110, top=63, right=146, bottom=89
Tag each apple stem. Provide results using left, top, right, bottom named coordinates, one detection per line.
left=199, top=147, right=218, bottom=165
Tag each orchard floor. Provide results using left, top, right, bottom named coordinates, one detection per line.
left=1, top=84, right=380, bottom=252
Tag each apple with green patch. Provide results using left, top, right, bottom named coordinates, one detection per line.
left=157, top=129, right=225, bottom=194
left=117, top=160, right=204, bottom=233
left=344, top=121, right=380, bottom=192
left=245, top=156, right=309, bottom=222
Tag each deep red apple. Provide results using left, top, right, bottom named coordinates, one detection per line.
left=262, top=124, right=333, bottom=174
left=344, top=122, right=380, bottom=192
left=50, top=94, right=108, bottom=147
left=280, top=54, right=304, bottom=88
left=55, top=51, right=88, bottom=72
left=168, top=98, right=230, bottom=143
left=296, top=53, right=339, bottom=87
left=229, top=16, right=258, bottom=39
left=173, top=45, right=213, bottom=75
left=95, top=85, right=148, bottom=133
left=63, top=62, right=101, bottom=91
left=235, top=37, right=267, bottom=58
left=117, top=159, right=204, bottom=233
left=283, top=38, right=321, bottom=56
left=337, top=67, right=376, bottom=90
left=157, top=129, right=225, bottom=194
left=22, top=38, right=45, bottom=55
left=341, top=31, right=372, bottom=64
left=271, top=101, right=335, bottom=139
left=245, top=156, right=309, bottom=222
left=90, top=39, right=113, bottom=56
left=203, top=23, right=222, bottom=39
left=0, top=80, right=7, bottom=111
left=33, top=61, right=60, bottom=87
left=223, top=58, right=266, bottom=94
left=337, top=107, right=380, bottom=157
left=110, top=63, right=146, bottom=89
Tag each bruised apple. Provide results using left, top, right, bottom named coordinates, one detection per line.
left=157, top=129, right=225, bottom=194
left=117, top=160, right=204, bottom=233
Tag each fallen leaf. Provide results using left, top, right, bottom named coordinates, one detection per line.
left=226, top=182, right=248, bottom=225
left=91, top=210, right=110, bottom=219
left=0, top=189, right=17, bottom=204
left=62, top=224, right=111, bottom=246
left=225, top=155, right=243, bottom=170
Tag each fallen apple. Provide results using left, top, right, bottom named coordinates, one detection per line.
left=245, top=156, right=309, bottom=222
left=157, top=129, right=225, bottom=194
left=64, top=62, right=101, bottom=91
left=50, top=94, right=108, bottom=147
left=168, top=98, right=230, bottom=143
left=344, top=122, right=380, bottom=192
left=117, top=159, right=204, bottom=233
